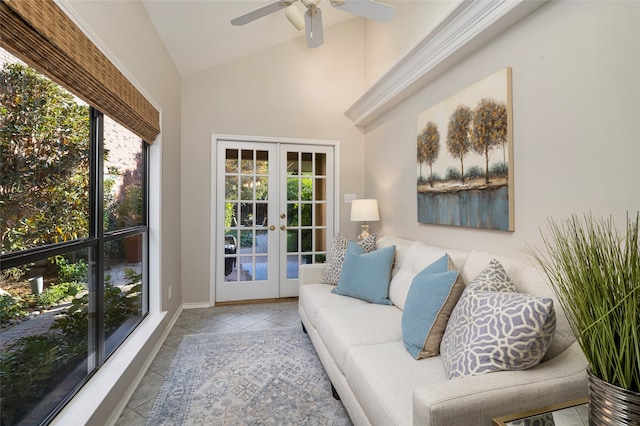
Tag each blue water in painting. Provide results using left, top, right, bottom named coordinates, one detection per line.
left=417, top=185, right=510, bottom=231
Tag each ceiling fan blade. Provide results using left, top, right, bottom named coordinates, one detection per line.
left=330, top=0, right=395, bottom=23
left=304, top=7, right=324, bottom=48
left=231, top=0, right=294, bottom=26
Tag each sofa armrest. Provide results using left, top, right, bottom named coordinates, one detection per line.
left=413, top=342, right=588, bottom=426
left=299, top=264, right=325, bottom=286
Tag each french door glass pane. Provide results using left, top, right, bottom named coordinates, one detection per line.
left=287, top=151, right=298, bottom=175
left=301, top=152, right=313, bottom=173
left=239, top=255, right=252, bottom=281
left=241, top=150, right=253, bottom=173
left=225, top=149, right=238, bottom=172
left=287, top=254, right=298, bottom=279
left=316, top=153, right=326, bottom=175
left=225, top=176, right=238, bottom=200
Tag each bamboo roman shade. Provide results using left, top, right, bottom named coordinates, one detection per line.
left=0, top=0, right=160, bottom=143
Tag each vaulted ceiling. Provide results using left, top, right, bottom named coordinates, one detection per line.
left=142, top=0, right=359, bottom=78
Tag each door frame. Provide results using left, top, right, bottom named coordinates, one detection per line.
left=210, top=134, right=340, bottom=306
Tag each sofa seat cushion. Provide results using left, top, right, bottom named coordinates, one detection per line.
left=299, top=283, right=368, bottom=328
left=344, top=341, right=447, bottom=426
left=314, top=303, right=402, bottom=373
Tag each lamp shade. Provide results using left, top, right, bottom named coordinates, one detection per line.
left=351, top=199, right=380, bottom=222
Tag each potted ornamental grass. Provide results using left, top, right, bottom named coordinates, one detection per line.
left=529, top=213, right=639, bottom=424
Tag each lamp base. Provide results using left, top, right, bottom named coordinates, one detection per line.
left=357, top=224, right=370, bottom=240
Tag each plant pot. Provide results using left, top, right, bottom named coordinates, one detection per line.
left=28, top=276, right=43, bottom=295
left=588, top=369, right=640, bottom=425
left=124, top=235, right=142, bottom=264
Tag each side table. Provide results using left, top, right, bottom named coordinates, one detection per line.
left=492, top=397, right=588, bottom=426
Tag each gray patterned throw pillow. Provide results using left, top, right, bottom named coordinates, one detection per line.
left=321, top=233, right=377, bottom=285
left=440, top=259, right=556, bottom=379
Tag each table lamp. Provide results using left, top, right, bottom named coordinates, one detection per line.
left=350, top=199, right=380, bottom=240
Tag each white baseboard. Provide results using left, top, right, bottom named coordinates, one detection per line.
left=182, top=302, right=213, bottom=309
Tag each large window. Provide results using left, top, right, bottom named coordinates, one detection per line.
left=0, top=49, right=148, bottom=425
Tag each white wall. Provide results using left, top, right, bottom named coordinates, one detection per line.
left=363, top=0, right=640, bottom=258
left=181, top=20, right=366, bottom=304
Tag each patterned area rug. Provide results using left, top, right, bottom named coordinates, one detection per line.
left=146, top=327, right=352, bottom=425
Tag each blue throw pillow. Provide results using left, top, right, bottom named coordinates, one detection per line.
left=401, top=255, right=465, bottom=359
left=331, top=242, right=396, bottom=305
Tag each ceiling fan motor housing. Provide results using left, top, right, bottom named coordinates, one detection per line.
left=301, top=0, right=321, bottom=9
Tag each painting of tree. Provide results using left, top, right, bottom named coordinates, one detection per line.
left=416, top=68, right=513, bottom=231
left=446, top=105, right=472, bottom=183
left=417, top=121, right=440, bottom=187
left=471, top=98, right=507, bottom=183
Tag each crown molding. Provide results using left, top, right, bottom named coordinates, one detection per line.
left=345, top=0, right=549, bottom=128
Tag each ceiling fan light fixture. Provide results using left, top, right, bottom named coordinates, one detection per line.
left=285, top=4, right=305, bottom=30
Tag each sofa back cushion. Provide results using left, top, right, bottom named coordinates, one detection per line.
left=376, top=236, right=412, bottom=279
left=387, top=240, right=469, bottom=310
left=461, top=251, right=575, bottom=360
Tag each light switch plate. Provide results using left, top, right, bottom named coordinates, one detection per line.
left=344, top=194, right=357, bottom=204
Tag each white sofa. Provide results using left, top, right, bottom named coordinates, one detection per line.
left=298, top=236, right=588, bottom=426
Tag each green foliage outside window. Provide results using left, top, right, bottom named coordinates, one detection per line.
left=0, top=272, right=141, bottom=425
left=1, top=62, right=90, bottom=253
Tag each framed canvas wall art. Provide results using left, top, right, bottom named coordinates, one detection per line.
left=416, top=67, right=514, bottom=231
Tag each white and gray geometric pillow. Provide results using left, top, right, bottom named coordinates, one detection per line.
left=440, top=259, right=556, bottom=379
left=465, top=258, right=518, bottom=293
left=321, top=233, right=377, bottom=285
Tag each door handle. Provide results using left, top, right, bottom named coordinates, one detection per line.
left=269, top=225, right=276, bottom=231
left=280, top=225, right=286, bottom=231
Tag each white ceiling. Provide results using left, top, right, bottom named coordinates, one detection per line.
left=142, top=0, right=359, bottom=78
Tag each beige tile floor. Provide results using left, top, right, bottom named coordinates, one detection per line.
left=115, top=299, right=301, bottom=425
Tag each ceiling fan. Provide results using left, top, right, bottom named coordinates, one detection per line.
left=231, top=0, right=396, bottom=48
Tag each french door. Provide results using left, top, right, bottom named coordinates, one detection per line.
left=215, top=138, right=334, bottom=302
